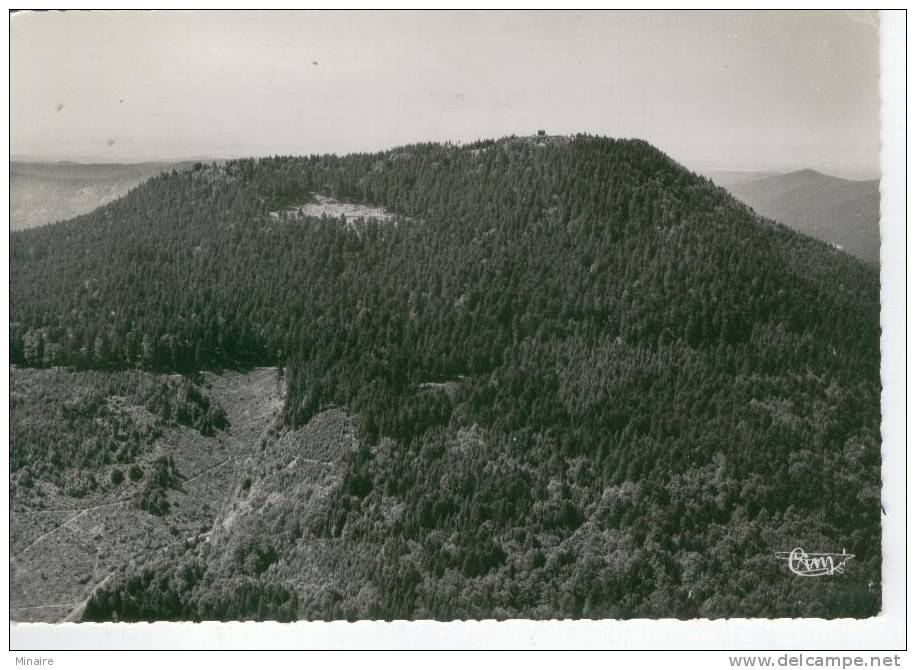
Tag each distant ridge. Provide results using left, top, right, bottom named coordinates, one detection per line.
left=10, top=161, right=184, bottom=231
left=714, top=169, right=880, bottom=264
left=702, top=169, right=779, bottom=188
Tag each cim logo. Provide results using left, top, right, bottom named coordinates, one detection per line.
left=775, top=547, right=854, bottom=577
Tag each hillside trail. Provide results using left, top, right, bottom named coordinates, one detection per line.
left=12, top=500, right=131, bottom=559
left=10, top=367, right=284, bottom=623
left=11, top=455, right=234, bottom=561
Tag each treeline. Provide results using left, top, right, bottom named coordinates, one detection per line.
left=82, top=554, right=298, bottom=622
left=12, top=135, right=882, bottom=618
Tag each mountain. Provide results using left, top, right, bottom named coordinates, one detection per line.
left=9, top=135, right=882, bottom=620
left=10, top=161, right=180, bottom=230
left=714, top=169, right=880, bottom=264
left=702, top=170, right=778, bottom=188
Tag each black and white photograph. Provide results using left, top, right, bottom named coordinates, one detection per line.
left=5, top=7, right=908, bottom=655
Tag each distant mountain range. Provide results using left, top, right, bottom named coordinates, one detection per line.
left=10, top=161, right=180, bottom=230
left=707, top=169, right=880, bottom=264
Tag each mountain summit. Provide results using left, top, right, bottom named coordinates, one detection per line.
left=10, top=135, right=881, bottom=619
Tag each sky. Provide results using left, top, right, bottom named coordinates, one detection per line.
left=10, top=10, right=882, bottom=178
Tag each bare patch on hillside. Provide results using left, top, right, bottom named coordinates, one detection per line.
left=12, top=364, right=366, bottom=622
left=178, top=402, right=361, bottom=616
left=417, top=376, right=468, bottom=399
left=9, top=367, right=284, bottom=623
left=270, top=194, right=405, bottom=226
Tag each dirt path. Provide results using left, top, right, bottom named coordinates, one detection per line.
left=10, top=368, right=284, bottom=623
left=12, top=456, right=235, bottom=561
left=182, top=456, right=233, bottom=486
left=11, top=500, right=132, bottom=559
left=62, top=571, right=117, bottom=623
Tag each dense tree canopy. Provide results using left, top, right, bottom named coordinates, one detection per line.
left=11, top=135, right=881, bottom=619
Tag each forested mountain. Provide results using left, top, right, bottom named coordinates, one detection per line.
left=10, top=161, right=179, bottom=230
left=10, top=135, right=882, bottom=619
left=719, top=169, right=880, bottom=265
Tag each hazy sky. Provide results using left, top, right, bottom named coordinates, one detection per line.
left=11, top=10, right=882, bottom=177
